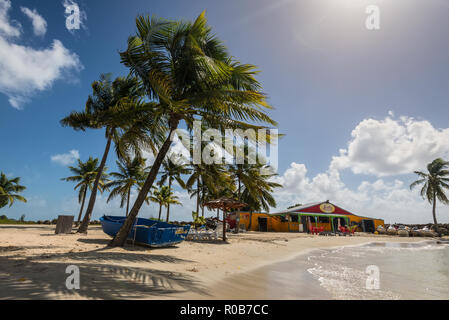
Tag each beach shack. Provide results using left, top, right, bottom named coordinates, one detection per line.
left=235, top=201, right=384, bottom=233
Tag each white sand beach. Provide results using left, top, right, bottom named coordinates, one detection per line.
left=0, top=224, right=434, bottom=300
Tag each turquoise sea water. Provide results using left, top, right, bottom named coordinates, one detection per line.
left=306, top=241, right=449, bottom=299
left=212, top=240, right=449, bottom=300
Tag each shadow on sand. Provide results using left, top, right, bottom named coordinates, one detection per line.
left=0, top=244, right=209, bottom=299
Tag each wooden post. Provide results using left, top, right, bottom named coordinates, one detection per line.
left=235, top=212, right=240, bottom=234
left=223, top=210, right=227, bottom=242
left=55, top=215, right=74, bottom=234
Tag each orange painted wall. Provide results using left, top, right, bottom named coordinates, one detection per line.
left=238, top=212, right=384, bottom=233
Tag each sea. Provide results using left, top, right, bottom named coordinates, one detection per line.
left=212, top=240, right=449, bottom=300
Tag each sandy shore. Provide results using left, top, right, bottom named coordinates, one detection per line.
left=0, top=224, right=430, bottom=299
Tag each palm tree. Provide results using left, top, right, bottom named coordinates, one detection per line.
left=242, top=167, right=281, bottom=211
left=410, top=158, right=449, bottom=234
left=227, top=143, right=282, bottom=231
left=106, top=157, right=147, bottom=216
left=61, top=157, right=108, bottom=225
left=231, top=160, right=282, bottom=230
left=149, top=186, right=164, bottom=221
left=0, top=173, right=27, bottom=209
left=159, top=159, right=190, bottom=221
left=61, top=74, right=163, bottom=233
left=149, top=186, right=182, bottom=222
left=110, top=12, right=277, bottom=246
left=186, top=164, right=221, bottom=217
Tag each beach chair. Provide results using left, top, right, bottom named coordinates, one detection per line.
left=339, top=226, right=350, bottom=235
left=213, top=223, right=223, bottom=240
left=350, top=226, right=357, bottom=235
left=186, top=229, right=197, bottom=241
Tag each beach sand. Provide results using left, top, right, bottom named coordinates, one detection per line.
left=0, top=224, right=430, bottom=299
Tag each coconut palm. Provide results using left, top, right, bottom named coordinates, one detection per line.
left=0, top=173, right=27, bottom=209
left=111, top=12, right=277, bottom=246
left=186, top=164, right=221, bottom=217
left=159, top=159, right=190, bottom=221
left=240, top=166, right=281, bottom=212
left=149, top=185, right=182, bottom=222
left=106, top=157, right=147, bottom=216
left=61, top=157, right=108, bottom=225
left=230, top=159, right=282, bottom=230
left=410, top=158, right=449, bottom=234
left=61, top=74, right=164, bottom=233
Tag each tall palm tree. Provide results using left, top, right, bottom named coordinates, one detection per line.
left=61, top=74, right=163, bottom=233
left=227, top=143, right=282, bottom=231
left=229, top=163, right=256, bottom=201
left=149, top=185, right=182, bottom=222
left=61, top=157, right=108, bottom=224
left=106, top=157, right=147, bottom=216
left=410, top=158, right=449, bottom=234
left=186, top=164, right=221, bottom=216
left=111, top=12, right=277, bottom=246
left=0, top=173, right=27, bottom=209
left=159, top=159, right=190, bottom=221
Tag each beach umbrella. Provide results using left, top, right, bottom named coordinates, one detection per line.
left=204, top=197, right=247, bottom=241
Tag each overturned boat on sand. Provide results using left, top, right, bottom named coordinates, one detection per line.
left=100, top=216, right=191, bottom=247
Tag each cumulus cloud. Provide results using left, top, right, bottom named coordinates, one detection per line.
left=270, top=113, right=449, bottom=224
left=0, top=0, right=83, bottom=109
left=20, top=7, right=47, bottom=36
left=51, top=150, right=80, bottom=166
left=0, top=0, right=20, bottom=37
left=330, top=114, right=449, bottom=177
left=272, top=162, right=449, bottom=224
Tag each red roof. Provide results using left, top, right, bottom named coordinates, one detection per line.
left=275, top=201, right=356, bottom=216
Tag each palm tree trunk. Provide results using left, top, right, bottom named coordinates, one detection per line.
left=248, top=211, right=253, bottom=231
left=200, top=177, right=205, bottom=217
left=238, top=177, right=241, bottom=200
left=236, top=177, right=241, bottom=233
left=109, top=122, right=179, bottom=247
left=76, top=188, right=87, bottom=225
left=158, top=203, right=162, bottom=221
left=166, top=178, right=172, bottom=222
left=432, top=191, right=440, bottom=235
left=196, top=176, right=200, bottom=215
left=77, top=132, right=113, bottom=233
left=126, top=188, right=131, bottom=217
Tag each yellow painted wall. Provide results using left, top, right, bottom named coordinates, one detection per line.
left=238, top=211, right=385, bottom=233
left=349, top=215, right=384, bottom=231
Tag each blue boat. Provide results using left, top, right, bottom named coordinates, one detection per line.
left=100, top=216, right=191, bottom=247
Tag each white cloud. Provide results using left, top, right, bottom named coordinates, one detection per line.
left=51, top=150, right=80, bottom=166
left=20, top=7, right=47, bottom=36
left=272, top=162, right=449, bottom=224
left=271, top=113, right=449, bottom=224
left=0, top=0, right=83, bottom=109
left=0, top=0, right=20, bottom=37
left=330, top=115, right=449, bottom=177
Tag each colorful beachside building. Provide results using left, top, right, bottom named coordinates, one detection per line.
left=234, top=200, right=384, bottom=233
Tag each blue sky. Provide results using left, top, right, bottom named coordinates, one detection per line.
left=1, top=0, right=449, bottom=224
